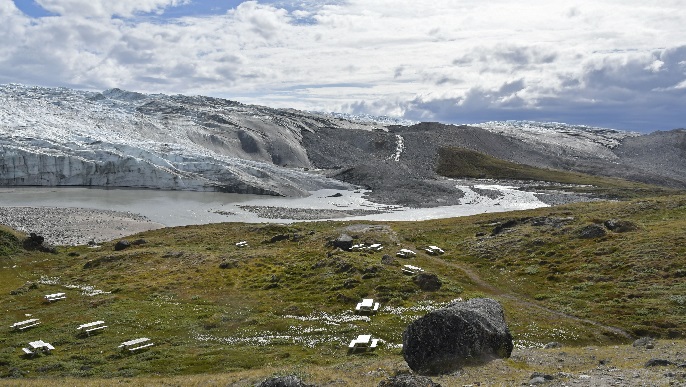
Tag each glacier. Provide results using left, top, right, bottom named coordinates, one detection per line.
left=0, top=84, right=386, bottom=196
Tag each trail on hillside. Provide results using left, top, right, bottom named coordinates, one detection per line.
left=427, top=255, right=632, bottom=340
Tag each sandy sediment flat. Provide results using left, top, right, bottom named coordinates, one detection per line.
left=0, top=206, right=164, bottom=246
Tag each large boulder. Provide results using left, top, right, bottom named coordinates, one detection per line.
left=413, top=273, right=442, bottom=291
left=402, top=298, right=513, bottom=375
left=330, top=234, right=354, bottom=250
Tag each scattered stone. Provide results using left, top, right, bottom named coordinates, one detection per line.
left=378, top=374, right=442, bottom=386
left=256, top=375, right=313, bottom=387
left=633, top=337, right=655, bottom=347
left=604, top=219, right=638, bottom=233
left=577, top=224, right=607, bottom=239
left=114, top=240, right=131, bottom=251
left=219, top=260, right=239, bottom=269
left=268, top=234, right=290, bottom=243
left=413, top=273, right=442, bottom=291
left=491, top=219, right=522, bottom=236
left=528, top=376, right=546, bottom=385
left=544, top=342, right=562, bottom=349
left=328, top=192, right=343, bottom=197
left=402, top=298, right=513, bottom=375
left=331, top=234, right=354, bottom=250
left=381, top=254, right=396, bottom=265
left=131, top=238, right=147, bottom=245
left=645, top=359, right=675, bottom=367
left=22, top=232, right=57, bottom=253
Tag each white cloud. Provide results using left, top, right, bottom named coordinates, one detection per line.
left=1, top=0, right=685, bottom=131
left=34, top=0, right=189, bottom=18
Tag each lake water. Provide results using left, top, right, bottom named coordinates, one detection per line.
left=0, top=184, right=549, bottom=226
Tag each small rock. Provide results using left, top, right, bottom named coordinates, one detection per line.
left=633, top=337, right=654, bottom=347
left=378, top=374, right=442, bottom=387
left=114, top=240, right=131, bottom=251
left=412, top=273, right=442, bottom=291
left=645, top=359, right=675, bottom=367
left=604, top=219, right=638, bottom=233
left=256, top=375, right=313, bottom=387
left=544, top=342, right=562, bottom=349
left=528, top=376, right=546, bottom=385
left=577, top=224, right=606, bottom=239
left=381, top=254, right=396, bottom=265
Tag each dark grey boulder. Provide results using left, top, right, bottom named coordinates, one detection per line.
left=577, top=224, right=607, bottom=239
left=331, top=234, right=354, bottom=250
left=114, top=240, right=131, bottom=251
left=402, top=298, right=513, bottom=375
left=645, top=359, right=674, bottom=367
left=378, top=374, right=441, bottom=387
left=604, top=219, right=638, bottom=233
left=381, top=254, right=395, bottom=265
left=256, top=375, right=313, bottom=387
left=413, top=273, right=442, bottom=291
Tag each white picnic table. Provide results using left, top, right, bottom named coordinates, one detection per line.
left=119, top=337, right=154, bottom=351
left=355, top=298, right=380, bottom=313
left=11, top=318, right=41, bottom=330
left=402, top=264, right=424, bottom=275
left=77, top=320, right=107, bottom=335
left=425, top=245, right=445, bottom=255
left=24, top=340, right=55, bottom=356
left=44, top=292, right=66, bottom=302
left=348, top=334, right=379, bottom=352
left=396, top=249, right=416, bottom=258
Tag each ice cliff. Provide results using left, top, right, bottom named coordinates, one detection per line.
left=0, top=84, right=384, bottom=196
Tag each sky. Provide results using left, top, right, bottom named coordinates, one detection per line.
left=1, top=0, right=686, bottom=132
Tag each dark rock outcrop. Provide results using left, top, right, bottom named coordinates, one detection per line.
left=378, top=374, right=442, bottom=387
left=402, top=298, right=513, bottom=375
left=114, top=240, right=131, bottom=251
left=577, top=224, right=607, bottom=239
left=645, top=359, right=675, bottom=367
left=330, top=234, right=354, bottom=250
left=413, top=273, right=442, bottom=291
left=22, top=233, right=57, bottom=253
left=604, top=219, right=638, bottom=233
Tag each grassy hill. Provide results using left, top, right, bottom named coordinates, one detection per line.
left=436, top=146, right=672, bottom=199
left=2, top=192, right=686, bottom=385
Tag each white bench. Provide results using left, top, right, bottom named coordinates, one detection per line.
left=355, top=298, right=380, bottom=314
left=396, top=249, right=416, bottom=258
left=119, top=337, right=154, bottom=352
left=22, top=347, right=34, bottom=356
left=44, top=293, right=66, bottom=302
left=28, top=340, right=54, bottom=353
left=77, top=321, right=107, bottom=335
left=425, top=246, right=445, bottom=255
left=402, top=264, right=424, bottom=275
left=11, top=318, right=41, bottom=331
left=348, top=334, right=379, bottom=352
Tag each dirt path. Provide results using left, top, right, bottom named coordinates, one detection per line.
left=427, top=255, right=632, bottom=339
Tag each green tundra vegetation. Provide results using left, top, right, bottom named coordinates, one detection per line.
left=1, top=163, right=685, bottom=385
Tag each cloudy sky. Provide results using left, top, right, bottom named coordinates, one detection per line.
left=2, top=0, right=686, bottom=132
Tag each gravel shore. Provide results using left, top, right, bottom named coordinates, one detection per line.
left=0, top=206, right=164, bottom=246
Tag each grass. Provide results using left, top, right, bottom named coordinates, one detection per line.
left=435, top=146, right=675, bottom=199
left=2, top=193, right=686, bottom=384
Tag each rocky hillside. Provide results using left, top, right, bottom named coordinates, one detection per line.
left=1, top=84, right=685, bottom=204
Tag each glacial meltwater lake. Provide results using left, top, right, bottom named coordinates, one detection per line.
left=0, top=184, right=549, bottom=226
